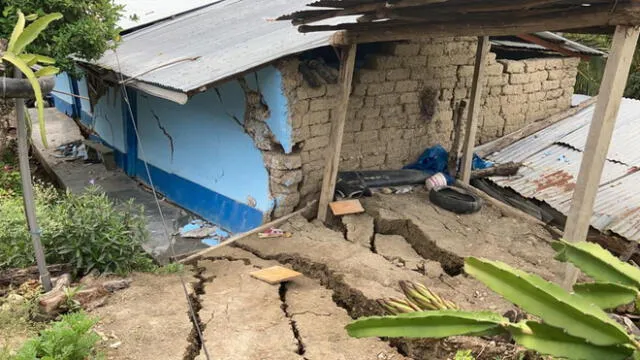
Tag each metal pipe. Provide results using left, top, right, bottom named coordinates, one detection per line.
left=1, top=76, right=55, bottom=98
left=14, top=69, right=52, bottom=291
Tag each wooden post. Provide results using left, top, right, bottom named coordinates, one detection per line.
left=562, top=26, right=640, bottom=290
left=317, top=45, right=357, bottom=222
left=460, top=36, right=489, bottom=184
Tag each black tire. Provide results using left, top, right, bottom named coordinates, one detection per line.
left=429, top=186, right=483, bottom=214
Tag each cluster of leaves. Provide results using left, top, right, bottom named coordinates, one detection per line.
left=348, top=240, right=640, bottom=360
left=0, top=1, right=123, bottom=76
left=0, top=162, right=21, bottom=198
left=565, top=33, right=640, bottom=99
left=0, top=184, right=155, bottom=276
left=9, top=312, right=101, bottom=360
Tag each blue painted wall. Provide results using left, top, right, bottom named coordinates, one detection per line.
left=92, top=88, right=126, bottom=153
left=52, top=73, right=75, bottom=117
left=76, top=75, right=93, bottom=125
left=245, top=67, right=294, bottom=154
left=78, top=65, right=294, bottom=232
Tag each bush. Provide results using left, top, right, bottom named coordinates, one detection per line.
left=0, top=185, right=155, bottom=275
left=12, top=312, right=101, bottom=360
left=0, top=1, right=123, bottom=75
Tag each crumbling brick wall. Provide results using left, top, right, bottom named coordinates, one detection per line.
left=277, top=36, right=579, bottom=206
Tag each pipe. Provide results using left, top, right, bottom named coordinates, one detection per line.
left=0, top=76, right=56, bottom=98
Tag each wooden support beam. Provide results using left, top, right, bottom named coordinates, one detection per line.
left=460, top=36, right=489, bottom=184
left=562, top=25, right=640, bottom=290
left=317, top=45, right=357, bottom=223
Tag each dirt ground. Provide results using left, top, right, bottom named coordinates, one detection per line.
left=1, top=189, right=562, bottom=359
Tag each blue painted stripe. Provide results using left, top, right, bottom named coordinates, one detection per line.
left=52, top=95, right=76, bottom=118
left=122, top=88, right=138, bottom=176
left=134, top=159, right=264, bottom=233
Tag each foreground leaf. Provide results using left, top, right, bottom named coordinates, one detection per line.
left=464, top=257, right=631, bottom=346
left=573, top=282, right=638, bottom=309
left=35, top=66, right=60, bottom=77
left=2, top=52, right=47, bottom=147
left=553, top=240, right=640, bottom=288
left=12, top=13, right=63, bottom=54
left=509, top=321, right=634, bottom=360
left=346, top=310, right=506, bottom=339
left=8, top=10, right=25, bottom=52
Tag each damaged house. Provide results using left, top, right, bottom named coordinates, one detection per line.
left=50, top=0, right=603, bottom=233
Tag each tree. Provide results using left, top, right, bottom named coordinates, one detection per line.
left=0, top=0, right=124, bottom=76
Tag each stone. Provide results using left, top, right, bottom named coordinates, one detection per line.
left=297, top=86, right=326, bottom=100
left=542, top=80, right=560, bottom=90
left=356, top=69, right=385, bottom=84
left=509, top=73, right=530, bottom=85
left=523, top=82, right=542, bottom=93
left=395, top=80, right=419, bottom=92
left=303, top=135, right=330, bottom=151
left=386, top=68, right=411, bottom=81
left=502, top=84, right=523, bottom=95
left=545, top=58, right=564, bottom=70
left=367, top=82, right=395, bottom=96
left=524, top=58, right=546, bottom=72
left=498, top=60, right=525, bottom=73
left=391, top=43, right=421, bottom=56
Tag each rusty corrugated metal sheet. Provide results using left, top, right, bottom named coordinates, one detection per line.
left=486, top=96, right=640, bottom=241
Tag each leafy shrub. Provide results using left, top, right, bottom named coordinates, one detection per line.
left=347, top=240, right=640, bottom=360
left=12, top=312, right=101, bottom=360
left=0, top=185, right=155, bottom=275
left=0, top=1, right=123, bottom=75
left=0, top=162, right=21, bottom=198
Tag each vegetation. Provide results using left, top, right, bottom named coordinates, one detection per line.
left=0, top=1, right=123, bottom=76
left=566, top=33, right=640, bottom=99
left=347, top=240, right=640, bottom=360
left=10, top=312, right=101, bottom=360
left=0, top=183, right=155, bottom=276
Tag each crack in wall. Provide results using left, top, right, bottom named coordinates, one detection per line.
left=148, top=105, right=175, bottom=163
left=183, top=263, right=213, bottom=360
left=278, top=282, right=307, bottom=358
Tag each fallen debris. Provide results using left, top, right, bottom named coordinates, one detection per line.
left=250, top=266, right=302, bottom=285
left=258, top=228, right=293, bottom=239
left=0, top=263, right=70, bottom=287
left=329, top=199, right=365, bottom=216
left=471, top=161, right=522, bottom=179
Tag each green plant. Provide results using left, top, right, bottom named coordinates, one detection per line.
left=455, top=349, right=476, bottom=360
left=154, top=263, right=184, bottom=275
left=0, top=161, right=21, bottom=198
left=347, top=240, right=640, bottom=360
left=0, top=1, right=123, bottom=75
left=12, top=312, right=101, bottom=360
left=2, top=10, right=62, bottom=147
left=0, top=185, right=155, bottom=275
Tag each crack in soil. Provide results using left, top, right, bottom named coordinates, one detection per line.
left=232, top=243, right=414, bottom=358
left=371, top=211, right=464, bottom=276
left=201, top=255, right=254, bottom=267
left=183, top=263, right=213, bottom=360
left=278, top=282, right=307, bottom=358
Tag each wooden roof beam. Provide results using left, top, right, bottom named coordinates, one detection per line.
left=516, top=33, right=593, bottom=60
left=326, top=4, right=640, bottom=45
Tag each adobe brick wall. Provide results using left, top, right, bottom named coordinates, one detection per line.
left=276, top=37, right=579, bottom=206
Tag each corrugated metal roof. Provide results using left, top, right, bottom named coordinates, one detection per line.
left=93, top=0, right=348, bottom=94
left=490, top=33, right=606, bottom=57
left=532, top=32, right=607, bottom=57
left=116, top=0, right=220, bottom=31
left=486, top=96, right=640, bottom=241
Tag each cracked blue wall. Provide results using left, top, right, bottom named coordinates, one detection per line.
left=92, top=88, right=126, bottom=153
left=245, top=66, right=293, bottom=153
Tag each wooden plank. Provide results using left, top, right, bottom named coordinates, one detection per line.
left=250, top=266, right=302, bottom=285
left=179, top=200, right=317, bottom=264
left=476, top=96, right=598, bottom=158
left=329, top=199, right=365, bottom=216
left=562, top=25, right=640, bottom=290
left=327, top=4, right=637, bottom=45
left=317, top=44, right=358, bottom=222
left=459, top=36, right=489, bottom=184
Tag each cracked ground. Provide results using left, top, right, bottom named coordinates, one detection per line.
left=91, top=189, right=562, bottom=360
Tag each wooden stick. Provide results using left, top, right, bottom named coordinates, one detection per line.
left=460, top=36, right=489, bottom=184
left=516, top=33, right=591, bottom=61
left=471, top=162, right=522, bottom=179
left=476, top=96, right=598, bottom=157
left=179, top=200, right=317, bottom=264
left=317, top=45, right=357, bottom=222
left=448, top=100, right=467, bottom=178
left=562, top=26, right=640, bottom=290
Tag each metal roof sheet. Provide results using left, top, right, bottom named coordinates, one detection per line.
left=485, top=96, right=640, bottom=241
left=116, top=0, right=220, bottom=31
left=490, top=33, right=606, bottom=57
left=94, top=0, right=348, bottom=94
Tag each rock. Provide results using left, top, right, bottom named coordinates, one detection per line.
left=342, top=213, right=374, bottom=249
